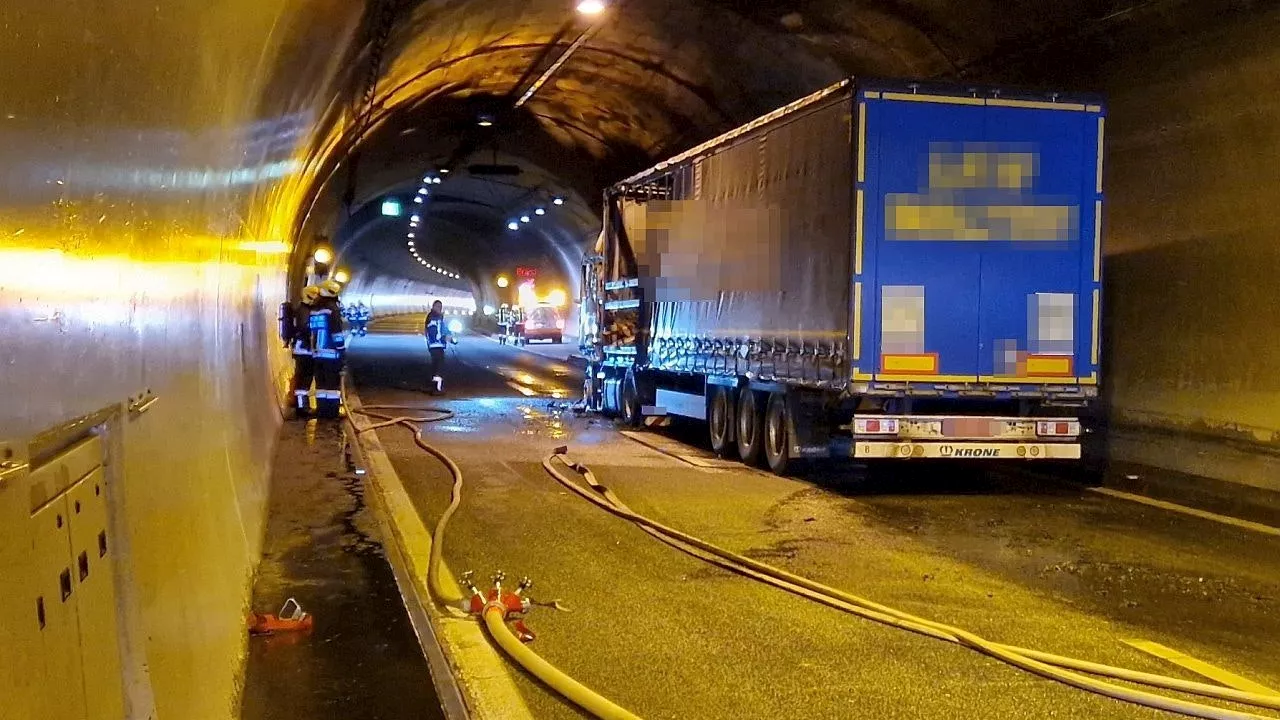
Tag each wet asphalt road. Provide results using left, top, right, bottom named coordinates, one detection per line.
left=348, top=316, right=1280, bottom=720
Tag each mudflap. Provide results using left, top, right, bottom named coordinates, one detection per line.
left=787, top=392, right=836, bottom=460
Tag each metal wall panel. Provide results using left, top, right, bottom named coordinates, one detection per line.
left=69, top=468, right=125, bottom=720
left=30, top=495, right=88, bottom=720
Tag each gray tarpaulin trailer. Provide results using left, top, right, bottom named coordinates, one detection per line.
left=580, top=78, right=1105, bottom=474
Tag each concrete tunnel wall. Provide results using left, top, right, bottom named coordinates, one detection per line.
left=0, top=0, right=368, bottom=717
left=1102, top=8, right=1280, bottom=440
left=4, top=1, right=1280, bottom=718
left=988, top=3, right=1280, bottom=488
left=341, top=274, right=476, bottom=317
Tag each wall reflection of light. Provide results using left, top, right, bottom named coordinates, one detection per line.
left=235, top=240, right=291, bottom=254
left=0, top=246, right=272, bottom=328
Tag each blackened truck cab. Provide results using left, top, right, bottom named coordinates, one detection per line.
left=580, top=78, right=1105, bottom=474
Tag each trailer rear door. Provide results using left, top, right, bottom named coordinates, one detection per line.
left=855, top=88, right=1104, bottom=388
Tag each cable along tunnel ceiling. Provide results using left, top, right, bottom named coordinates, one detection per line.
left=321, top=0, right=1134, bottom=291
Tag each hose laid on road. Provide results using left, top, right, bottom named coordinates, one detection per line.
left=347, top=403, right=642, bottom=720
left=481, top=605, right=642, bottom=720
left=543, top=450, right=1280, bottom=720
left=352, top=405, right=466, bottom=604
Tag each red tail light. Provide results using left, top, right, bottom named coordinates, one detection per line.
left=853, top=417, right=900, bottom=435
left=1036, top=420, right=1081, bottom=437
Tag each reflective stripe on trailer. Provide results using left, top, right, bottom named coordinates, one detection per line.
left=854, top=442, right=1080, bottom=460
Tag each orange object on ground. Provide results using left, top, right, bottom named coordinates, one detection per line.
left=248, top=598, right=314, bottom=635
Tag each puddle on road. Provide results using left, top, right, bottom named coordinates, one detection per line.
left=491, top=364, right=572, bottom=399
left=517, top=403, right=569, bottom=439
left=409, top=395, right=612, bottom=446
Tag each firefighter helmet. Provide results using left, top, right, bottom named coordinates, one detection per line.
left=319, top=279, right=342, bottom=298
left=301, top=285, right=321, bottom=304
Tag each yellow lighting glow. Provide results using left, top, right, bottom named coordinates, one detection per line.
left=334, top=270, right=350, bottom=284
left=545, top=288, right=568, bottom=307
left=517, top=280, right=538, bottom=310
left=496, top=275, right=510, bottom=289
left=577, top=0, right=606, bottom=15
left=236, top=240, right=291, bottom=254
left=313, top=247, right=333, bottom=264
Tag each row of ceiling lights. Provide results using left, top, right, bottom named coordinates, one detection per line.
left=507, top=195, right=567, bottom=231
left=405, top=171, right=463, bottom=280
left=405, top=1, right=609, bottom=278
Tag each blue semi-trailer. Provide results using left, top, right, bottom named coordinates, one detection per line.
left=580, top=78, right=1106, bottom=474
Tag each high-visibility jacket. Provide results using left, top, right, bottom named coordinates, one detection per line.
left=424, top=311, right=450, bottom=349
left=307, top=298, right=346, bottom=360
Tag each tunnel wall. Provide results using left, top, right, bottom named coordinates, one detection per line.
left=0, top=1, right=365, bottom=717
left=341, top=274, right=475, bottom=317
left=1091, top=4, right=1280, bottom=490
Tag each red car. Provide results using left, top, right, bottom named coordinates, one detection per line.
left=524, top=304, right=565, bottom=343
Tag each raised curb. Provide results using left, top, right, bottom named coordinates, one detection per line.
left=344, top=383, right=535, bottom=720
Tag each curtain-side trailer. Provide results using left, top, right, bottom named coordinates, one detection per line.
left=580, top=78, right=1106, bottom=474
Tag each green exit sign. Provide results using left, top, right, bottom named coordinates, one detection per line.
left=381, top=199, right=402, bottom=217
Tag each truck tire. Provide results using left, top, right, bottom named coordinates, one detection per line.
left=764, top=392, right=791, bottom=475
left=736, top=389, right=764, bottom=466
left=708, top=386, right=735, bottom=457
left=620, top=371, right=642, bottom=427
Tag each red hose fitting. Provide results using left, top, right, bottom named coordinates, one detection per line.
left=464, top=571, right=536, bottom=642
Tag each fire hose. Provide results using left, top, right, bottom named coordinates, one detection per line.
left=542, top=449, right=1280, bottom=720
left=348, top=403, right=642, bottom=720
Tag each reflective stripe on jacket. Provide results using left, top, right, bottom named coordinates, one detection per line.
left=425, top=313, right=448, bottom=349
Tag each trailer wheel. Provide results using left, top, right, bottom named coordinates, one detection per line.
left=736, top=389, right=764, bottom=466
left=708, top=386, right=735, bottom=456
left=620, top=371, right=642, bottom=427
left=764, top=392, right=791, bottom=475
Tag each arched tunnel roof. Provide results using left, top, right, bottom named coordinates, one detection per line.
left=291, top=0, right=1136, bottom=301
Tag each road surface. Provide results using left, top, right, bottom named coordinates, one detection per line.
left=346, top=315, right=1280, bottom=720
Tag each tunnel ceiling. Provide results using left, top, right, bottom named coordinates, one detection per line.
left=316, top=0, right=1143, bottom=289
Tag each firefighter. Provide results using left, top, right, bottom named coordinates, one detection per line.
left=423, top=300, right=457, bottom=393
left=354, top=302, right=371, bottom=336
left=286, top=285, right=321, bottom=418
left=310, top=279, right=347, bottom=418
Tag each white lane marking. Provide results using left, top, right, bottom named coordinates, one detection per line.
left=1121, top=639, right=1280, bottom=695
left=619, top=431, right=741, bottom=471
left=1089, top=487, right=1280, bottom=537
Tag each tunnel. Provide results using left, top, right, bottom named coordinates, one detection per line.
left=4, top=0, right=1280, bottom=717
